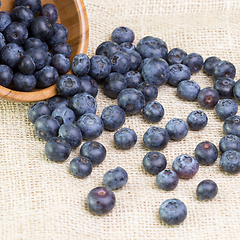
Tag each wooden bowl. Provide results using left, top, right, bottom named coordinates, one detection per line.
left=0, top=0, right=89, bottom=102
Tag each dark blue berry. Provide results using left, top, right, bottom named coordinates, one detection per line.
left=165, top=118, right=188, bottom=141
left=103, top=167, right=128, bottom=190
left=17, top=55, right=35, bottom=75
left=45, top=137, right=71, bottom=162
left=28, top=101, right=52, bottom=123
left=78, top=75, right=98, bottom=98
left=220, top=150, right=240, bottom=174
left=196, top=180, right=218, bottom=200
left=124, top=70, right=143, bottom=88
left=0, top=11, right=12, bottom=32
left=71, top=53, right=90, bottom=77
left=183, top=53, right=203, bottom=74
left=212, top=60, right=236, bottom=81
left=159, top=199, right=187, bottom=225
left=233, top=79, right=240, bottom=102
left=223, top=115, right=240, bottom=137
left=187, top=110, right=208, bottom=131
left=142, top=58, right=170, bottom=87
left=114, top=128, right=137, bottom=150
left=168, top=64, right=191, bottom=87
left=203, top=56, right=221, bottom=75
left=95, top=41, right=121, bottom=59
left=0, top=64, right=13, bottom=87
left=15, top=0, right=41, bottom=15
left=40, top=3, right=58, bottom=24
left=117, top=88, right=145, bottom=114
left=166, top=48, right=187, bottom=65
left=172, top=154, right=199, bottom=179
left=52, top=106, right=75, bottom=124
left=156, top=169, right=179, bottom=191
left=142, top=101, right=164, bottom=123
left=35, top=65, right=58, bottom=88
left=12, top=72, right=36, bottom=92
left=110, top=51, right=131, bottom=74
left=52, top=42, right=72, bottom=58
left=87, top=187, right=116, bottom=215
left=51, top=53, right=70, bottom=74
left=142, top=151, right=166, bottom=175
left=120, top=42, right=135, bottom=51
left=136, top=81, right=158, bottom=102
left=25, top=47, right=48, bottom=70
left=219, top=135, right=240, bottom=153
left=214, top=77, right=235, bottom=99
left=76, top=113, right=104, bottom=140
left=80, top=141, right=106, bottom=166
left=136, top=36, right=168, bottom=59
left=101, top=105, right=126, bottom=131
left=24, top=37, right=48, bottom=51
left=194, top=141, right=218, bottom=166
left=48, top=95, right=69, bottom=110
left=143, top=126, right=169, bottom=151
left=46, top=23, right=68, bottom=46
left=177, top=80, right=200, bottom=101
left=70, top=156, right=92, bottom=178
left=215, top=99, right=238, bottom=121
left=11, top=6, right=34, bottom=28
left=197, top=87, right=219, bottom=109
left=111, top=26, right=135, bottom=45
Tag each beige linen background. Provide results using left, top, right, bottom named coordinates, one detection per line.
left=1, top=0, right=240, bottom=239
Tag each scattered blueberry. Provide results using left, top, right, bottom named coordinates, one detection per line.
left=187, top=110, right=208, bottom=131
left=95, top=41, right=121, bottom=59
left=203, top=56, right=221, bottom=75
left=219, top=135, right=240, bottom=153
left=156, top=169, right=179, bottom=191
left=52, top=106, right=75, bottom=124
left=215, top=99, right=238, bottom=121
left=110, top=51, right=131, bottom=74
left=71, top=53, right=90, bottom=77
left=124, top=70, right=143, bottom=88
left=48, top=95, right=69, bottom=110
left=214, top=77, right=235, bottom=99
left=197, top=87, right=219, bottom=109
left=183, top=53, right=203, bottom=74
left=220, top=150, right=240, bottom=174
left=69, top=156, right=92, bottom=178
left=166, top=48, right=187, bottom=65
left=168, top=64, right=191, bottom=87
left=51, top=53, right=71, bottom=74
left=212, top=60, right=236, bottom=81
left=165, top=118, right=188, bottom=141
left=17, top=55, right=36, bottom=75
left=177, top=80, right=200, bottom=101
left=223, top=115, right=240, bottom=137
left=196, top=180, right=218, bottom=200
left=126, top=50, right=142, bottom=70
left=136, top=81, right=158, bottom=102
left=142, top=101, right=164, bottom=123
left=111, top=26, right=135, bottom=45
left=114, top=127, right=137, bottom=150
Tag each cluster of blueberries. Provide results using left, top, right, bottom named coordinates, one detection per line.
left=0, top=0, right=72, bottom=91
left=26, top=13, right=240, bottom=224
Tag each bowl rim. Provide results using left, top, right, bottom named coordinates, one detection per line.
left=0, top=0, right=89, bottom=103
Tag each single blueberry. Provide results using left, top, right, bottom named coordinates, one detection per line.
left=214, top=77, right=235, bottom=99
left=166, top=48, right=187, bottom=65
left=51, top=53, right=71, bottom=74
left=142, top=101, right=164, bottom=123
left=183, top=53, right=203, bottom=74
left=110, top=51, right=131, bottom=74
left=72, top=53, right=90, bottom=77
left=52, top=42, right=72, bottom=58
left=196, top=180, right=218, bottom=200
left=156, top=169, right=179, bottom=191
left=11, top=6, right=34, bottom=28
left=48, top=95, right=70, bottom=110
left=114, top=128, right=137, bottom=150
left=165, top=118, right=188, bottom=141
left=168, top=64, right=191, bottom=87
left=220, top=150, right=240, bottom=174
left=177, top=80, right=200, bottom=101
left=95, top=41, right=121, bottom=58
left=124, top=70, right=143, bottom=88
left=215, top=99, right=238, bottom=121
left=69, top=156, right=92, bottom=178
left=223, top=115, right=240, bottom=137
left=111, top=26, right=135, bottom=45
left=203, top=56, right=221, bottom=75
left=219, top=135, right=240, bottom=153
left=17, top=55, right=36, bottom=75
left=0, top=64, right=13, bottom=87
left=136, top=81, right=158, bottom=102
left=78, top=75, right=98, bottom=98
left=46, top=23, right=68, bottom=46
left=52, top=106, right=75, bottom=124
left=40, top=3, right=58, bottom=24
left=15, top=0, right=41, bottom=15
left=25, top=47, right=48, bottom=70
left=212, top=60, right=236, bottom=81
left=12, top=72, right=36, bottom=92
left=197, top=87, right=219, bottom=109
left=187, top=110, right=208, bottom=131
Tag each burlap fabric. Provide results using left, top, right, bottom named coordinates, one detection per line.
left=1, top=0, right=240, bottom=239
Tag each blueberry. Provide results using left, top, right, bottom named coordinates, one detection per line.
left=156, top=169, right=179, bottom=191
left=183, top=53, right=203, bottom=74
left=114, top=128, right=137, bottom=150
left=12, top=72, right=36, bottom=92
left=0, top=64, right=13, bottom=87
left=196, top=180, right=218, bottom=200
left=177, top=80, right=200, bottom=101
left=72, top=53, right=90, bottom=77
left=110, top=51, right=131, bottom=74
left=117, top=88, right=145, bottom=114
left=111, top=26, right=135, bottom=45
left=56, top=74, right=81, bottom=97
left=52, top=106, right=75, bottom=124
left=59, top=122, right=82, bottom=148
left=69, top=92, right=97, bottom=118
left=24, top=37, right=48, bottom=51
left=197, top=87, right=219, bottom=109
left=120, top=42, right=135, bottom=51
left=89, top=55, right=111, bottom=81
left=143, top=126, right=169, bottom=151
left=220, top=150, right=240, bottom=174
left=11, top=6, right=34, bottom=28
left=166, top=48, right=187, bottom=65
left=25, top=47, right=48, bottom=70
left=45, top=137, right=71, bottom=162
left=214, top=77, right=235, bottom=99
left=0, top=11, right=12, bottom=32
left=138, top=57, right=152, bottom=72
left=40, top=3, right=58, bottom=24
left=159, top=199, right=187, bottom=225
left=31, top=16, right=54, bottom=41
left=223, top=115, right=240, bottom=137
left=212, top=60, right=236, bottom=81
left=124, top=70, right=143, bottom=88
left=187, top=110, right=208, bottom=131
left=194, top=141, right=218, bottom=166
left=136, top=81, right=158, bottom=102
left=87, top=187, right=116, bottom=215
left=46, top=23, right=68, bottom=46
left=104, top=72, right=127, bottom=99
left=69, top=156, right=92, bottom=178
left=215, top=99, right=238, bottom=121
left=142, top=151, right=167, bottom=175
left=0, top=43, right=24, bottom=69
left=48, top=95, right=70, bottom=110
left=142, top=101, right=164, bottom=123
left=34, top=115, right=60, bottom=141
left=233, top=79, right=240, bottom=102
left=103, top=166, right=128, bottom=190
left=95, top=41, right=121, bottom=58
left=17, top=55, right=35, bottom=75
left=15, top=0, right=41, bottom=15
left=51, top=53, right=70, bottom=74
left=80, top=141, right=106, bottom=166
left=76, top=113, right=104, bottom=140
left=142, top=58, right=170, bottom=87
left=136, top=36, right=168, bottom=59
left=52, top=43, right=72, bottom=58
left=125, top=50, right=142, bottom=70
left=172, top=154, right=199, bottom=179
left=168, top=64, right=191, bottom=87
left=101, top=105, right=126, bottom=131
left=0, top=32, right=6, bottom=51
left=165, top=118, right=188, bottom=141
left=219, top=135, right=240, bottom=153
left=203, top=56, right=221, bottom=75
left=28, top=101, right=52, bottom=123
left=35, top=65, right=59, bottom=88
left=78, top=75, right=98, bottom=98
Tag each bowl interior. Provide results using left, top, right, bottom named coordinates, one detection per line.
left=0, top=0, right=89, bottom=102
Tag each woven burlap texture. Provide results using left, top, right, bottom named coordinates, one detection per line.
left=1, top=0, right=240, bottom=239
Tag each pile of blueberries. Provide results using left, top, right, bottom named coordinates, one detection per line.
left=21, top=1, right=240, bottom=226
left=0, top=0, right=72, bottom=91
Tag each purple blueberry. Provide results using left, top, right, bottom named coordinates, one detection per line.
left=111, top=26, right=135, bottom=45
left=137, top=81, right=158, bottom=102
left=11, top=6, right=34, bottom=28
left=177, top=80, right=200, bottom=101
left=46, top=23, right=68, bottom=46
left=48, top=95, right=69, bottom=110
left=70, top=156, right=92, bottom=178
left=52, top=42, right=72, bottom=58
left=219, top=135, right=240, bottom=153
left=196, top=180, right=218, bottom=200
left=52, top=106, right=75, bottom=124
left=183, top=53, right=203, bottom=74
left=12, top=72, right=36, bottom=92
left=28, top=101, right=52, bottom=123
left=114, top=128, right=137, bottom=150
left=95, top=41, right=121, bottom=59
left=197, top=87, right=219, bottom=109
left=110, top=51, right=131, bottom=74
left=25, top=47, right=48, bottom=70
left=165, top=118, right=188, bottom=141
left=126, top=50, right=142, bottom=70
left=220, top=150, right=240, bottom=174
left=166, top=48, right=187, bottom=65
left=40, top=3, right=58, bottom=24
left=214, top=77, right=235, bottom=99
left=0, top=32, right=6, bottom=51
left=17, top=55, right=36, bottom=75
left=51, top=53, right=71, bottom=74
left=187, top=110, right=208, bottom=131
left=203, top=56, right=221, bottom=75
left=15, top=0, right=42, bottom=15
left=71, top=53, right=90, bottom=77
left=215, top=99, right=238, bottom=121
left=120, top=42, right=135, bottom=51
left=223, top=115, right=240, bottom=137
left=24, top=37, right=48, bottom=51
left=142, top=101, right=164, bottom=123
left=78, top=75, right=98, bottom=98
left=124, top=70, right=143, bottom=88
left=156, top=169, right=179, bottom=191
left=212, top=60, right=236, bottom=81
